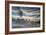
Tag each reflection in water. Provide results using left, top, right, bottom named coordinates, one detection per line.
left=12, top=18, right=40, bottom=28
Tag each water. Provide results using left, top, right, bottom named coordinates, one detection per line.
left=12, top=19, right=40, bottom=28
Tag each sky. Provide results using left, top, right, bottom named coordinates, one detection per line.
left=12, top=7, right=40, bottom=11
left=12, top=7, right=40, bottom=16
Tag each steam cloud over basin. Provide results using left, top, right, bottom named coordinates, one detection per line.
left=12, top=7, right=40, bottom=28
